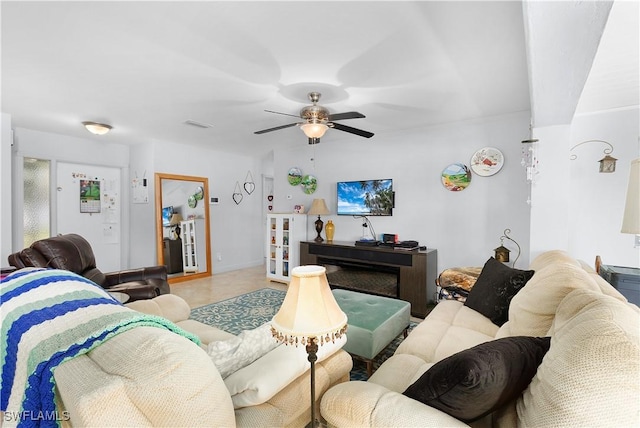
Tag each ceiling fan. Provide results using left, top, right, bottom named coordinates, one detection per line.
left=254, top=92, right=374, bottom=144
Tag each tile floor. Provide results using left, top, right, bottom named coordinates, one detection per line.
left=169, top=264, right=287, bottom=308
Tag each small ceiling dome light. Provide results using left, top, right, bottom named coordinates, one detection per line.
left=82, top=121, right=112, bottom=135
left=300, top=122, right=328, bottom=139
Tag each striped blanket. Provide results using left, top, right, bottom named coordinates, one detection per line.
left=1, top=268, right=200, bottom=428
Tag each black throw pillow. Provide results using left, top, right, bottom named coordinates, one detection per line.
left=403, top=336, right=551, bottom=423
left=463, top=257, right=534, bottom=326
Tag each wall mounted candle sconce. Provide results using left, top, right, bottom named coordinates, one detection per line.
left=494, top=228, right=521, bottom=268
left=569, top=140, right=617, bottom=173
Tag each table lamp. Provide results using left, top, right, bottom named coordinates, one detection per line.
left=271, top=265, right=347, bottom=427
left=169, top=213, right=183, bottom=239
left=307, top=199, right=330, bottom=242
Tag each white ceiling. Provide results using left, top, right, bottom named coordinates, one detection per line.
left=574, top=0, right=639, bottom=115
left=1, top=1, right=637, bottom=156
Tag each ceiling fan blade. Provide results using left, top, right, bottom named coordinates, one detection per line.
left=327, top=111, right=366, bottom=121
left=264, top=110, right=300, bottom=118
left=330, top=122, right=374, bottom=138
left=254, top=122, right=298, bottom=134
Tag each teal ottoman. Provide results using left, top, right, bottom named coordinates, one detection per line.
left=332, top=289, right=411, bottom=377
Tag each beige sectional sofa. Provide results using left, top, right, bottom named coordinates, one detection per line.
left=54, top=293, right=353, bottom=427
left=321, top=250, right=640, bottom=427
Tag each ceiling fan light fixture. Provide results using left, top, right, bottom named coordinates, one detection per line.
left=300, top=122, right=328, bottom=139
left=82, top=121, right=112, bottom=135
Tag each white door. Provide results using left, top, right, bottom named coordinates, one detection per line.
left=56, top=162, right=122, bottom=272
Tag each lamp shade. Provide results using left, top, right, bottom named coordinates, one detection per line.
left=621, top=158, right=640, bottom=234
left=307, top=199, right=330, bottom=216
left=300, top=122, right=328, bottom=139
left=169, top=213, right=183, bottom=226
left=271, top=265, right=347, bottom=346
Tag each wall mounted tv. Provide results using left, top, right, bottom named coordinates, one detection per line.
left=337, top=179, right=394, bottom=216
left=161, top=206, right=174, bottom=227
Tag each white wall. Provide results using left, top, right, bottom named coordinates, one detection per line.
left=7, top=106, right=638, bottom=275
left=128, top=142, right=156, bottom=268
left=8, top=126, right=264, bottom=274
left=1, top=113, right=12, bottom=264
left=273, top=111, right=533, bottom=271
left=11, top=127, right=131, bottom=267
left=149, top=141, right=264, bottom=273
left=569, top=106, right=640, bottom=268
left=529, top=124, right=571, bottom=262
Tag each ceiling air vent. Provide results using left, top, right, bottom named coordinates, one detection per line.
left=184, top=120, right=214, bottom=129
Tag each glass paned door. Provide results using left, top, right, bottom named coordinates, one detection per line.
left=23, top=158, right=50, bottom=248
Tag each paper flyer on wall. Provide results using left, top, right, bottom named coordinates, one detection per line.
left=80, top=180, right=101, bottom=213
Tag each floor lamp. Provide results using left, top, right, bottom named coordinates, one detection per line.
left=621, top=158, right=640, bottom=242
left=271, top=266, right=347, bottom=428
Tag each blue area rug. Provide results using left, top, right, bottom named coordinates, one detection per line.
left=190, top=288, right=286, bottom=336
left=189, top=287, right=415, bottom=381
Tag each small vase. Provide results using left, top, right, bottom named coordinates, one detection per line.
left=325, top=220, right=335, bottom=242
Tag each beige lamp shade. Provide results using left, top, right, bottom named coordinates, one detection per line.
left=169, top=213, right=183, bottom=226
left=621, top=158, right=640, bottom=234
left=307, top=199, right=330, bottom=216
left=271, top=265, right=347, bottom=346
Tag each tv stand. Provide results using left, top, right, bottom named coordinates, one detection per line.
left=300, top=241, right=437, bottom=318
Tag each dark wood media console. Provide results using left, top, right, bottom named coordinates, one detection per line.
left=300, top=241, right=438, bottom=318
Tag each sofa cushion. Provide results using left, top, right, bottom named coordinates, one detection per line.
left=403, top=336, right=550, bottom=423
left=55, top=326, right=236, bottom=427
left=463, top=257, right=534, bottom=326
left=126, top=293, right=192, bottom=322
left=528, top=250, right=581, bottom=271
left=504, top=262, right=601, bottom=337
left=518, top=288, right=640, bottom=426
left=395, top=300, right=498, bottom=364
left=226, top=334, right=346, bottom=409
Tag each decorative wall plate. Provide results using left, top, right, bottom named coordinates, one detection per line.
left=188, top=195, right=197, bottom=208
left=470, top=147, right=504, bottom=176
left=441, top=163, right=472, bottom=191
left=301, top=174, right=317, bottom=194
left=288, top=167, right=303, bottom=186
left=194, top=186, right=204, bottom=200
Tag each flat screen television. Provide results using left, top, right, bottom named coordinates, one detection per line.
left=161, top=206, right=174, bottom=227
left=337, top=179, right=393, bottom=216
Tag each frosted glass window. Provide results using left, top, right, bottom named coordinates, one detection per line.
left=23, top=158, right=50, bottom=248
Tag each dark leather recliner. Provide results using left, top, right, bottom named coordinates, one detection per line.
left=8, top=234, right=170, bottom=302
